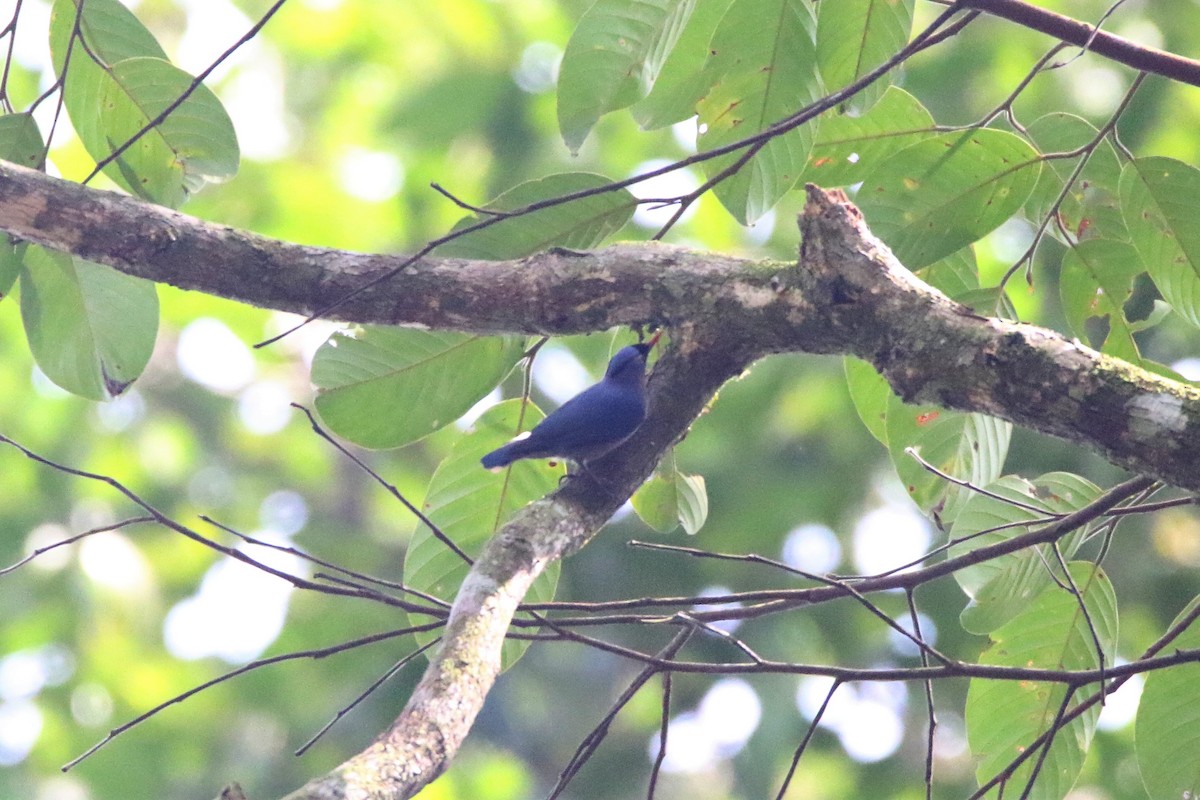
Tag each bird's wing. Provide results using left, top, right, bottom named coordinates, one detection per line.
left=519, top=386, right=645, bottom=457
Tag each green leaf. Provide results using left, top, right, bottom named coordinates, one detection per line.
left=0, top=113, right=45, bottom=298
left=1136, top=596, right=1200, bottom=800
left=437, top=173, right=636, bottom=259
left=952, top=286, right=1018, bottom=320
left=557, top=0, right=690, bottom=153
left=50, top=0, right=167, bottom=69
left=404, top=400, right=563, bottom=668
left=631, top=451, right=709, bottom=534
left=949, top=472, right=1102, bottom=634
left=632, top=0, right=735, bottom=129
left=857, top=130, right=1042, bottom=269
left=798, top=86, right=935, bottom=188
left=843, top=356, right=891, bottom=446
left=916, top=246, right=980, bottom=299
left=312, top=328, right=525, bottom=449
left=1025, top=113, right=1125, bottom=243
left=696, top=0, right=823, bottom=223
left=966, top=563, right=1116, bottom=800
left=0, top=112, right=45, bottom=170
left=50, top=0, right=237, bottom=206
left=1059, top=239, right=1148, bottom=363
left=51, top=0, right=166, bottom=166
left=99, top=57, right=240, bottom=204
left=1120, top=156, right=1200, bottom=328
left=19, top=246, right=158, bottom=400
left=886, top=396, right=1010, bottom=523
left=815, top=0, right=914, bottom=113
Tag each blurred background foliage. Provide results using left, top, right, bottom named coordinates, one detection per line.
left=1, top=0, right=1199, bottom=799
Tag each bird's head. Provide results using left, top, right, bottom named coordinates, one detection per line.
left=604, top=330, right=662, bottom=384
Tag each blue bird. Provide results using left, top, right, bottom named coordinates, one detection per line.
left=481, top=331, right=662, bottom=470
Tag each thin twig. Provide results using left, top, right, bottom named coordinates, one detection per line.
left=294, top=637, right=441, bottom=756
left=291, top=404, right=473, bottom=565
left=773, top=679, right=840, bottom=800
left=63, top=623, right=442, bottom=771
left=0, top=516, right=154, bottom=576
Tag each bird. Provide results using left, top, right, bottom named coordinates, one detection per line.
left=481, top=331, right=662, bottom=470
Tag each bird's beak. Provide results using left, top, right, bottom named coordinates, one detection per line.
left=645, top=329, right=663, bottom=349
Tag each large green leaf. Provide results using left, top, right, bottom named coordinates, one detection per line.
left=557, top=0, right=691, bottom=153
left=916, top=245, right=980, bottom=299
left=815, top=0, right=914, bottom=113
left=843, top=356, right=891, bottom=446
left=631, top=450, right=708, bottom=534
left=50, top=0, right=237, bottom=206
left=1025, top=113, right=1125, bottom=243
left=798, top=86, right=935, bottom=188
left=843, top=248, right=983, bottom=448
left=0, top=113, right=44, bottom=298
left=632, top=0, right=735, bottom=129
left=51, top=0, right=168, bottom=163
left=696, top=0, right=823, bottom=224
left=404, top=400, right=563, bottom=668
left=1120, top=157, right=1200, bottom=328
left=437, top=173, right=636, bottom=259
left=98, top=57, right=239, bottom=204
left=1059, top=239, right=1150, bottom=364
left=1136, top=597, right=1200, bottom=800
left=312, top=328, right=525, bottom=449
left=949, top=472, right=1101, bottom=634
left=857, top=130, right=1042, bottom=269
left=886, top=395, right=1010, bottom=523
left=966, top=563, right=1116, bottom=800
left=19, top=246, right=158, bottom=400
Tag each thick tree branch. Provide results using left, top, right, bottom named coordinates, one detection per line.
left=957, top=0, right=1200, bottom=87
left=0, top=161, right=1198, bottom=493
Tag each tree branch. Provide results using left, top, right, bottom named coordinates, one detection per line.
left=0, top=160, right=1198, bottom=492
left=957, top=0, right=1200, bottom=87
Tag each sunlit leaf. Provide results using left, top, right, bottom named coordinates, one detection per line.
left=437, top=173, right=636, bottom=259
left=99, top=57, right=240, bottom=204
left=799, top=87, right=935, bottom=188
left=558, top=0, right=692, bottom=152
left=886, top=396, right=1010, bottom=523
left=19, top=246, right=158, bottom=400
left=1136, top=596, right=1200, bottom=800
left=0, top=113, right=44, bottom=298
left=631, top=450, right=709, bottom=534
left=1025, top=113, right=1125, bottom=243
left=50, top=0, right=237, bottom=207
left=633, top=0, right=735, bottom=129
left=404, top=400, right=563, bottom=669
left=843, top=356, right=891, bottom=446
left=312, top=328, right=525, bottom=449
left=696, top=0, right=823, bottom=223
left=949, top=472, right=1101, bottom=634
left=1059, top=239, right=1148, bottom=363
left=815, top=0, right=914, bottom=113
left=966, top=563, right=1115, bottom=800
left=857, top=130, right=1042, bottom=269
left=1120, top=156, right=1200, bottom=328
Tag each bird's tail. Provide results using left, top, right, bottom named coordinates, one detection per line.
left=480, top=443, right=518, bottom=469
left=480, top=433, right=537, bottom=469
